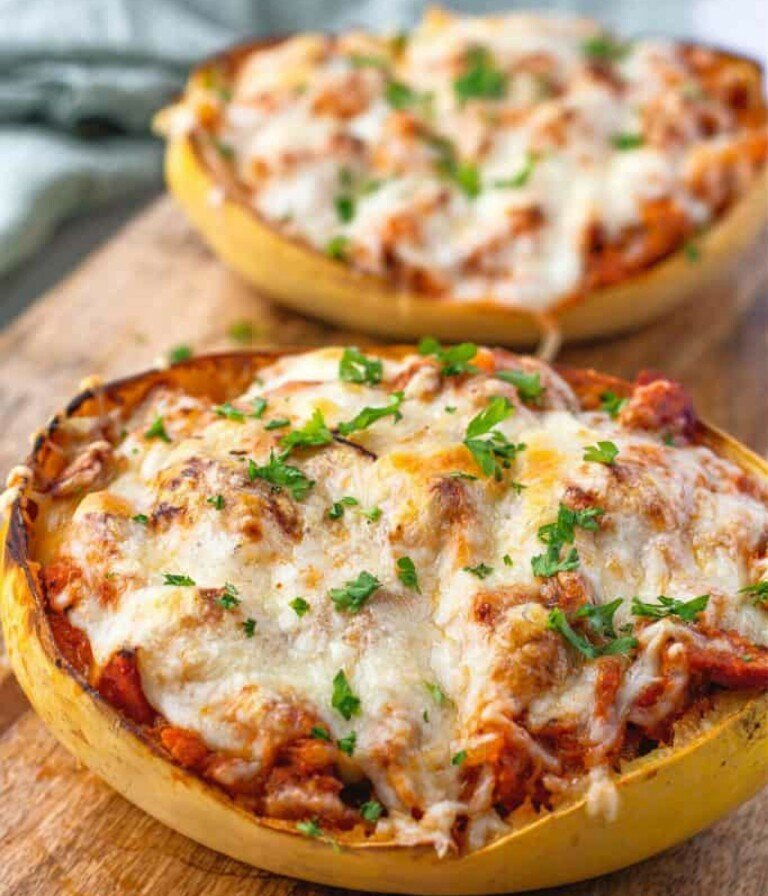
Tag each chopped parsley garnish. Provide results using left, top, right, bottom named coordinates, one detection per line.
left=327, top=496, right=359, bottom=519
left=583, top=441, right=619, bottom=465
left=420, top=134, right=482, bottom=198
left=463, top=563, right=493, bottom=579
left=662, top=433, right=676, bottom=447
left=531, top=503, right=603, bottom=578
left=243, top=618, right=257, bottom=637
left=575, top=598, right=624, bottom=639
left=132, top=513, right=149, bottom=525
left=330, top=571, right=382, bottom=613
left=290, top=597, right=310, bottom=617
left=418, top=337, right=479, bottom=376
left=227, top=320, right=255, bottom=344
left=334, top=193, right=355, bottom=224
left=264, top=418, right=290, bottom=430
left=548, top=607, right=637, bottom=659
left=631, top=594, right=710, bottom=622
left=611, top=133, right=644, bottom=150
left=448, top=471, right=478, bottom=481
left=248, top=451, right=315, bottom=500
left=167, top=344, right=192, bottom=364
left=454, top=45, right=507, bottom=104
left=337, top=391, right=404, bottom=436
left=361, top=506, right=382, bottom=522
left=492, top=152, right=536, bottom=189
left=337, top=731, right=357, bottom=756
left=396, top=556, right=420, bottom=592
left=495, top=368, right=545, bottom=403
left=311, top=726, right=331, bottom=741
left=331, top=670, right=361, bottom=720
left=145, top=416, right=171, bottom=443
left=218, top=582, right=240, bottom=609
left=424, top=681, right=451, bottom=706
left=445, top=406, right=457, bottom=414
left=339, top=347, right=383, bottom=385
left=250, top=397, right=267, bottom=419
left=360, top=800, right=383, bottom=822
left=451, top=749, right=468, bottom=767
left=385, top=80, right=429, bottom=110
left=581, top=34, right=628, bottom=62
left=207, top=494, right=225, bottom=510
left=296, top=819, right=322, bottom=838
left=279, top=409, right=333, bottom=452
left=503, top=554, right=513, bottom=567
left=326, top=235, right=350, bottom=260
left=214, top=401, right=246, bottom=422
left=684, top=241, right=701, bottom=262
left=600, top=391, right=628, bottom=419
left=740, top=582, right=768, bottom=604
left=213, top=138, right=234, bottom=159
left=163, top=573, right=196, bottom=586
left=463, top=396, right=525, bottom=480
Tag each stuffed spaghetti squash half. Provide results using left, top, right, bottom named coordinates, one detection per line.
left=158, top=8, right=768, bottom=348
left=2, top=344, right=768, bottom=894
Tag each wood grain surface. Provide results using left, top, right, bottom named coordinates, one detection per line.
left=0, top=196, right=766, bottom=896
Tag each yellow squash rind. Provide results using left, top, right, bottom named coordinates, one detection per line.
left=2, top=353, right=768, bottom=893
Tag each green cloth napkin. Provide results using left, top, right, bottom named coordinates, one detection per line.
left=0, top=0, right=747, bottom=277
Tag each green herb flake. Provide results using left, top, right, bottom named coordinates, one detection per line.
left=248, top=397, right=267, bottom=419
left=611, top=133, right=644, bottom=150
left=385, top=80, right=425, bottom=110
left=361, top=506, right=382, bottom=523
left=454, top=45, right=507, bottom=104
left=631, top=594, right=710, bottom=622
left=311, top=726, right=331, bottom=741
left=418, top=337, right=479, bottom=376
left=330, top=571, right=382, bottom=613
left=331, top=670, right=361, bottom=720
left=360, top=800, right=384, bottom=822
left=339, top=347, right=384, bottom=385
left=132, top=513, right=149, bottom=525
left=207, top=494, right=225, bottom=510
left=248, top=451, right=315, bottom=501
left=495, top=368, right=545, bottom=402
left=280, top=409, right=333, bottom=453
left=684, top=241, right=701, bottom=262
left=581, top=34, right=628, bottom=62
left=463, top=396, right=525, bottom=481
left=463, top=563, right=493, bottom=579
left=290, top=597, right=310, bottom=617
left=740, top=582, right=768, bottom=604
left=337, top=731, right=357, bottom=756
left=326, top=235, right=350, bottom=260
left=167, top=344, right=193, bottom=364
left=227, top=320, right=255, bottom=344
left=503, top=554, right=513, bottom=567
left=218, top=582, right=241, bottom=609
left=265, top=418, right=290, bottom=431
left=327, top=496, right=359, bottom=520
left=451, top=749, right=468, bottom=767
left=583, top=441, right=619, bottom=465
left=531, top=504, right=604, bottom=578
left=334, top=193, right=355, bottom=223
left=337, top=391, right=404, bottom=436
left=600, top=391, right=628, bottom=419
left=163, top=573, right=196, bottom=587
left=145, top=416, right=171, bottom=444
left=424, top=681, right=451, bottom=707
left=396, top=556, right=420, bottom=592
left=296, top=819, right=322, bottom=838
left=243, top=618, right=257, bottom=638
left=548, top=607, right=637, bottom=659
left=214, top=401, right=246, bottom=422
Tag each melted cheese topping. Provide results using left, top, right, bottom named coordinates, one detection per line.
left=37, top=347, right=768, bottom=852
left=167, top=9, right=767, bottom=313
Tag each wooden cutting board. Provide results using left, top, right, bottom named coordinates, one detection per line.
left=0, top=197, right=767, bottom=896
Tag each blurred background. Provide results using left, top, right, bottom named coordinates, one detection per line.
left=0, top=0, right=765, bottom=326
